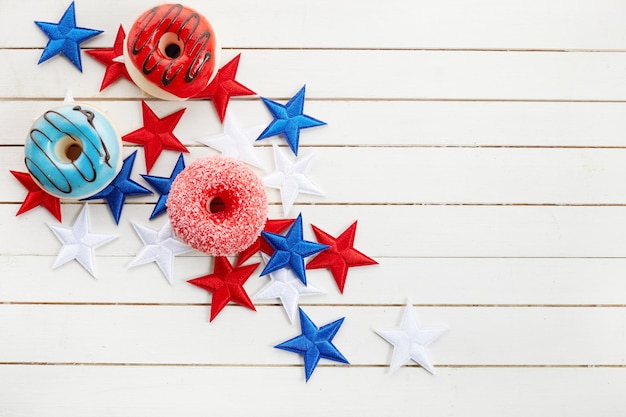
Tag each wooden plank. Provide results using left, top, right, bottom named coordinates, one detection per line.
left=2, top=204, right=625, bottom=258
left=0, top=304, right=624, bottom=365
left=4, top=50, right=626, bottom=100
left=6, top=146, right=626, bottom=204
left=3, top=256, right=626, bottom=306
left=4, top=0, right=626, bottom=50
left=0, top=365, right=624, bottom=416
left=5, top=99, right=626, bottom=147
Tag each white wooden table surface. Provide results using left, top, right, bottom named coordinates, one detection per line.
left=2, top=0, right=626, bottom=415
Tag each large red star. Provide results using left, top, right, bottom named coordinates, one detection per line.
left=122, top=101, right=188, bottom=173
left=85, top=25, right=133, bottom=91
left=235, top=218, right=295, bottom=267
left=188, top=257, right=259, bottom=321
left=194, top=54, right=255, bottom=122
left=10, top=171, right=62, bottom=222
left=306, top=221, right=378, bottom=293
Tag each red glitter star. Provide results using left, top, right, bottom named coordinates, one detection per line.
left=85, top=25, right=133, bottom=91
left=188, top=257, right=259, bottom=321
left=306, top=221, right=378, bottom=293
left=235, top=218, right=295, bottom=267
left=10, top=171, right=62, bottom=222
left=194, top=54, right=255, bottom=122
left=122, top=101, right=188, bottom=173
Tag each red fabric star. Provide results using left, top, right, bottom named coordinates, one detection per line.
left=85, top=25, right=133, bottom=91
left=188, top=256, right=259, bottom=321
left=10, top=171, right=62, bottom=222
left=235, top=218, right=295, bottom=267
left=306, top=221, right=378, bottom=293
left=122, top=101, right=188, bottom=173
left=194, top=54, right=255, bottom=123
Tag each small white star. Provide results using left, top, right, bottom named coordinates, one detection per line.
left=196, top=112, right=264, bottom=167
left=375, top=303, right=447, bottom=374
left=48, top=204, right=116, bottom=278
left=129, top=220, right=192, bottom=285
left=263, top=143, right=322, bottom=216
left=253, top=254, right=325, bottom=323
left=63, top=90, right=74, bottom=103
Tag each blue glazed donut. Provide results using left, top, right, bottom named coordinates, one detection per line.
left=25, top=104, right=122, bottom=199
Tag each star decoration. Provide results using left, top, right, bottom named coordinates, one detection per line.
left=86, top=25, right=133, bottom=91
left=275, top=308, right=349, bottom=381
left=256, top=85, right=326, bottom=155
left=254, top=254, right=324, bottom=323
left=194, top=54, right=256, bottom=122
left=82, top=151, right=152, bottom=224
left=235, top=218, right=295, bottom=267
left=306, top=221, right=377, bottom=293
left=10, top=170, right=62, bottom=222
left=122, top=101, right=188, bottom=173
left=188, top=256, right=259, bottom=321
left=196, top=112, right=264, bottom=167
left=48, top=204, right=116, bottom=278
left=260, top=213, right=329, bottom=284
left=375, top=303, right=447, bottom=374
left=141, top=153, right=185, bottom=220
left=35, top=1, right=103, bottom=71
left=64, top=90, right=75, bottom=103
left=264, top=144, right=322, bottom=216
left=129, top=220, right=192, bottom=285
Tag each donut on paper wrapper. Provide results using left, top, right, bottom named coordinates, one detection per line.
left=24, top=103, right=122, bottom=200
left=167, top=156, right=268, bottom=256
left=124, top=3, right=221, bottom=100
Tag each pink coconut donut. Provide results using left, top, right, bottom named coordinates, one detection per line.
left=167, top=156, right=268, bottom=256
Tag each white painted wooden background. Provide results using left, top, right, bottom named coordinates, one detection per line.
left=1, top=0, right=625, bottom=415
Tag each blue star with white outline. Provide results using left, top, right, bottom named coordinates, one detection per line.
left=83, top=151, right=152, bottom=224
left=256, top=85, right=326, bottom=155
left=35, top=2, right=103, bottom=71
left=141, top=153, right=185, bottom=220
left=261, top=213, right=328, bottom=284
left=275, top=307, right=349, bottom=381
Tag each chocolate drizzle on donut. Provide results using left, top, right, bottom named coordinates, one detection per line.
left=25, top=109, right=110, bottom=195
left=130, top=3, right=213, bottom=86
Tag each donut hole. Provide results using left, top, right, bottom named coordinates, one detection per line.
left=206, top=196, right=227, bottom=214
left=159, top=32, right=184, bottom=59
left=54, top=136, right=83, bottom=163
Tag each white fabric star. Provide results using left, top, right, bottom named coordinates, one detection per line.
left=263, top=143, right=322, bottom=216
left=196, top=112, right=264, bottom=167
left=129, top=220, right=192, bottom=285
left=48, top=204, right=116, bottom=278
left=64, top=90, right=74, bottom=103
left=375, top=303, right=447, bottom=374
left=253, top=254, right=325, bottom=323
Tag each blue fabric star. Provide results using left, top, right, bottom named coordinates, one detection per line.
left=261, top=213, right=328, bottom=284
left=141, top=153, right=185, bottom=220
left=275, top=308, right=349, bottom=382
left=35, top=2, right=103, bottom=71
left=256, top=85, right=326, bottom=155
left=83, top=151, right=152, bottom=224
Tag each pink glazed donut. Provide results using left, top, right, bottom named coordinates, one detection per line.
left=167, top=156, right=268, bottom=256
left=124, top=3, right=220, bottom=100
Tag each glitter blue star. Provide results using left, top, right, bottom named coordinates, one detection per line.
left=141, top=153, right=185, bottom=220
left=261, top=213, right=329, bottom=284
left=34, top=2, right=103, bottom=71
left=275, top=308, right=349, bottom=382
left=256, top=85, right=326, bottom=155
left=83, top=151, right=152, bottom=224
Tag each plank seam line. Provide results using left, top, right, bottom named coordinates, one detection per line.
left=0, top=362, right=621, bottom=368
left=2, top=302, right=625, bottom=308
